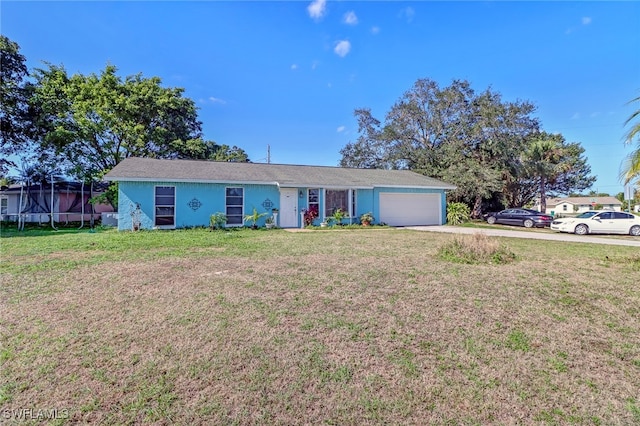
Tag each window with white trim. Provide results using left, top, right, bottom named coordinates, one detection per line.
left=308, top=188, right=319, bottom=217
left=1, top=197, right=7, bottom=215
left=324, top=189, right=354, bottom=218
left=155, top=186, right=175, bottom=227
left=226, top=187, right=244, bottom=226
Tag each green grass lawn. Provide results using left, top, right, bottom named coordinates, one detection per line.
left=1, top=227, right=639, bottom=425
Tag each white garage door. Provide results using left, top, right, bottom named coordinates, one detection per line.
left=379, top=193, right=441, bottom=226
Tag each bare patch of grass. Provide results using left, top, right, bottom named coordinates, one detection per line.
left=437, top=233, right=517, bottom=264
left=1, top=228, right=639, bottom=424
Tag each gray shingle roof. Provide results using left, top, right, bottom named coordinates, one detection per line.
left=105, top=157, right=456, bottom=189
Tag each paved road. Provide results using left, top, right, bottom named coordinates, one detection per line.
left=404, top=225, right=640, bottom=247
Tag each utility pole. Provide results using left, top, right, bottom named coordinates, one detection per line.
left=267, top=144, right=271, bottom=164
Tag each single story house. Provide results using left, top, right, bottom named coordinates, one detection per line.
left=542, top=196, right=623, bottom=215
left=104, top=157, right=456, bottom=230
left=0, top=181, right=114, bottom=224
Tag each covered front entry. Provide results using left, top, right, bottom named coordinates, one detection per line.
left=379, top=193, right=441, bottom=226
left=279, top=188, right=298, bottom=228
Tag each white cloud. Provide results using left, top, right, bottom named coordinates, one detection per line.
left=337, top=125, right=346, bottom=133
left=399, top=6, right=415, bottom=23
left=307, top=0, right=327, bottom=20
left=311, top=60, right=319, bottom=70
left=582, top=16, right=592, bottom=25
left=334, top=40, right=351, bottom=57
left=571, top=112, right=580, bottom=120
left=371, top=26, right=380, bottom=35
left=343, top=11, right=358, bottom=25
left=291, top=64, right=298, bottom=70
left=209, top=96, right=226, bottom=104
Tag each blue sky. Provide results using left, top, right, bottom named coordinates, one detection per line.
left=3, top=1, right=639, bottom=196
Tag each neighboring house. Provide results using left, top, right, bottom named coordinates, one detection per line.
left=104, top=157, right=456, bottom=231
left=541, top=196, right=623, bottom=215
left=0, top=181, right=114, bottom=224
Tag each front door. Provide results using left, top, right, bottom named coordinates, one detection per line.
left=279, top=188, right=298, bottom=228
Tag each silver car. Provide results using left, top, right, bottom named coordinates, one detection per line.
left=550, top=210, right=640, bottom=236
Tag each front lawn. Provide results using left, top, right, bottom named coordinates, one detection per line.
left=1, top=227, right=639, bottom=424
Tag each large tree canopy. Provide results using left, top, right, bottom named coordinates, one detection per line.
left=340, top=78, right=595, bottom=216
left=31, top=64, right=204, bottom=180
left=0, top=36, right=31, bottom=174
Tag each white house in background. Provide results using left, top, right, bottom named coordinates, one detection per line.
left=540, top=196, right=623, bottom=215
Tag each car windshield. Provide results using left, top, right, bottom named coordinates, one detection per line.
left=575, top=211, right=598, bottom=219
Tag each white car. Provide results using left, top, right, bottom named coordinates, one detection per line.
left=550, top=210, right=640, bottom=236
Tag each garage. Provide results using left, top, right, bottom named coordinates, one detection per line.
left=379, top=193, right=441, bottom=226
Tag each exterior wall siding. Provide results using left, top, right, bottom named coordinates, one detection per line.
left=116, top=181, right=449, bottom=230
left=117, top=181, right=280, bottom=230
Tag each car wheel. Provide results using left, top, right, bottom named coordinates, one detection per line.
left=487, top=216, right=496, bottom=224
left=523, top=219, right=534, bottom=228
left=630, top=225, right=640, bottom=237
left=574, top=224, right=588, bottom=235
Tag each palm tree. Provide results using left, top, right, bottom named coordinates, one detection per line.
left=621, top=95, right=640, bottom=185
left=523, top=138, right=564, bottom=213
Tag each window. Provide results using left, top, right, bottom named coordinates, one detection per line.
left=1, top=197, right=7, bottom=215
left=562, top=205, right=568, bottom=211
left=351, top=190, right=356, bottom=217
left=614, top=212, right=633, bottom=219
left=324, top=189, right=354, bottom=218
left=226, top=187, right=244, bottom=226
left=308, top=188, right=319, bottom=217
left=155, top=186, right=175, bottom=227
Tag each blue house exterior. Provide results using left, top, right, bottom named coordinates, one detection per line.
left=105, top=157, right=456, bottom=231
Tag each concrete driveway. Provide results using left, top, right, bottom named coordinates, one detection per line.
left=404, top=225, right=640, bottom=247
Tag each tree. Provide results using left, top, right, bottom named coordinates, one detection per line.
left=520, top=133, right=595, bottom=212
left=29, top=64, right=205, bottom=206
left=0, top=36, right=31, bottom=174
left=339, top=108, right=398, bottom=169
left=339, top=78, right=540, bottom=217
left=621, top=94, right=640, bottom=185
left=180, top=140, right=250, bottom=162
left=31, top=64, right=203, bottom=182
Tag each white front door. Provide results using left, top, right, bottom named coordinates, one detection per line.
left=279, top=188, right=298, bottom=228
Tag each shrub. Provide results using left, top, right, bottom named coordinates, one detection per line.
left=331, top=208, right=346, bottom=226
left=209, top=212, right=226, bottom=230
left=446, top=202, right=471, bottom=225
left=303, top=206, right=319, bottom=226
left=437, top=233, right=517, bottom=264
left=360, top=212, right=374, bottom=225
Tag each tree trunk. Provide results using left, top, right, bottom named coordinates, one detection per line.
left=472, top=194, right=483, bottom=219
left=539, top=177, right=547, bottom=213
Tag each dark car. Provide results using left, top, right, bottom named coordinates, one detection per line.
left=483, top=208, right=553, bottom=228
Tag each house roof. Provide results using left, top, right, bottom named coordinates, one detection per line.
left=0, top=181, right=109, bottom=194
left=104, top=157, right=457, bottom=190
left=546, top=196, right=622, bottom=206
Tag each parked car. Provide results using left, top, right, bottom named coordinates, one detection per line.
left=550, top=210, right=640, bottom=236
left=482, top=208, right=553, bottom=228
